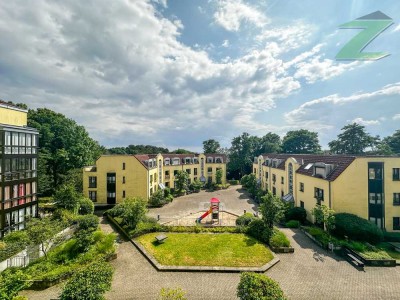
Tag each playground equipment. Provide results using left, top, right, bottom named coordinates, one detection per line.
left=196, top=197, right=220, bottom=223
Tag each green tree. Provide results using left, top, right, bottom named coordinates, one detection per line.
left=237, top=272, right=286, bottom=300
left=216, top=168, right=223, bottom=184
left=282, top=129, right=321, bottom=154
left=149, top=189, right=166, bottom=207
left=241, top=174, right=258, bottom=197
left=159, top=287, right=187, bottom=300
left=28, top=108, right=104, bottom=195
left=383, top=129, right=400, bottom=154
left=26, top=217, right=63, bottom=257
left=60, top=261, right=113, bottom=300
left=189, top=179, right=203, bottom=192
left=312, top=205, right=335, bottom=236
left=54, top=184, right=81, bottom=213
left=175, top=170, right=189, bottom=193
left=110, top=197, right=147, bottom=229
left=203, top=139, right=221, bottom=153
left=171, top=149, right=192, bottom=154
left=256, top=132, right=281, bottom=155
left=259, top=192, right=284, bottom=240
left=328, top=123, right=378, bottom=154
left=228, top=133, right=259, bottom=179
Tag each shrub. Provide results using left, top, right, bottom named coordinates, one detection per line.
left=130, top=222, right=164, bottom=238
left=60, top=261, right=113, bottom=300
left=52, top=209, right=79, bottom=226
left=333, top=213, right=383, bottom=244
left=246, top=220, right=270, bottom=243
left=270, top=229, right=290, bottom=248
left=149, top=190, right=166, bottom=207
left=285, top=220, right=300, bottom=228
left=229, top=179, right=240, bottom=185
left=53, top=184, right=80, bottom=213
left=77, top=215, right=99, bottom=232
left=236, top=213, right=257, bottom=226
left=237, top=272, right=286, bottom=300
left=0, top=268, right=31, bottom=300
left=78, top=197, right=95, bottom=215
left=285, top=207, right=307, bottom=224
left=107, top=197, right=147, bottom=230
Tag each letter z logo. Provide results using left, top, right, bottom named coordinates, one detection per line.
left=336, top=11, right=394, bottom=61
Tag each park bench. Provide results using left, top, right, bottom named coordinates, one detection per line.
left=155, top=234, right=168, bottom=244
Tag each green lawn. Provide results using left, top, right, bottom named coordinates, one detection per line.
left=136, top=232, right=273, bottom=267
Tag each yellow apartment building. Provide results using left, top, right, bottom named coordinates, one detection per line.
left=83, top=153, right=227, bottom=205
left=253, top=154, right=400, bottom=232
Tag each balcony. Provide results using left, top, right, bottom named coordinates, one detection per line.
left=165, top=175, right=170, bottom=180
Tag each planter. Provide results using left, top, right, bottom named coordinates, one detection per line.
left=271, top=246, right=294, bottom=253
left=343, top=246, right=396, bottom=267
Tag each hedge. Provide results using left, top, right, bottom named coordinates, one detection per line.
left=236, top=213, right=258, bottom=226
left=285, top=207, right=307, bottom=224
left=333, top=213, right=383, bottom=244
left=237, top=272, right=286, bottom=300
left=285, top=220, right=300, bottom=228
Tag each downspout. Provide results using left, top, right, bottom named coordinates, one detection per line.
left=329, top=181, right=332, bottom=209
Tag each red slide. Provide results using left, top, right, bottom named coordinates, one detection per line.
left=196, top=207, right=212, bottom=223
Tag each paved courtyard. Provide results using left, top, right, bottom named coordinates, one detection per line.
left=22, top=187, right=400, bottom=300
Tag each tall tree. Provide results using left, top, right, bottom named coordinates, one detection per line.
left=28, top=108, right=104, bottom=195
left=255, top=132, right=281, bottom=155
left=228, top=133, right=259, bottom=179
left=328, top=123, right=378, bottom=154
left=383, top=129, right=400, bottom=154
left=282, top=129, right=321, bottom=154
left=202, top=139, right=221, bottom=153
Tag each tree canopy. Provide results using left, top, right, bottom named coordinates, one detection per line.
left=328, top=123, right=378, bottom=154
left=282, top=129, right=321, bottom=154
left=107, top=144, right=169, bottom=155
left=202, top=139, right=221, bottom=153
left=28, top=108, right=104, bottom=195
left=383, top=129, right=400, bottom=154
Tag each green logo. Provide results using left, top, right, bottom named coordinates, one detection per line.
left=336, top=11, right=394, bottom=61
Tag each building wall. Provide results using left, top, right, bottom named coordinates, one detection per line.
left=0, top=106, right=27, bottom=127
left=83, top=155, right=148, bottom=204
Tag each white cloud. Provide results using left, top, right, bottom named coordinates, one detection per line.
left=213, top=0, right=268, bottom=32
left=221, top=39, right=229, bottom=47
left=351, top=117, right=380, bottom=126
left=393, top=114, right=400, bottom=120
left=294, top=56, right=361, bottom=84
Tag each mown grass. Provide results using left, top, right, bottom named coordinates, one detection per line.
left=136, top=232, right=273, bottom=267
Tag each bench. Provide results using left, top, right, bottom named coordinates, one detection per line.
left=346, top=253, right=365, bottom=269
left=155, top=234, right=168, bottom=243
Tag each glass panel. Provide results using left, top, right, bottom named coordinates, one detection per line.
left=369, top=168, right=375, bottom=179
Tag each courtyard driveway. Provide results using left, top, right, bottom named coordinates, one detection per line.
left=21, top=187, right=400, bottom=299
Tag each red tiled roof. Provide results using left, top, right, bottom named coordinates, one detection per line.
left=260, top=154, right=357, bottom=181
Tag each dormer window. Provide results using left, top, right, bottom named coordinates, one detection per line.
left=215, top=157, right=223, bottom=163
left=164, top=158, right=170, bottom=165
left=207, top=157, right=214, bottom=163
left=172, top=158, right=180, bottom=165
left=313, top=163, right=335, bottom=179
left=185, top=157, right=192, bottom=164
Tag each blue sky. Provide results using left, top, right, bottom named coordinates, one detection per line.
left=0, top=0, right=399, bottom=151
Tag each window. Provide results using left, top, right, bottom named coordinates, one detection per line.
left=300, top=183, right=304, bottom=192
left=123, top=190, right=126, bottom=198
left=300, top=201, right=304, bottom=208
left=207, top=167, right=212, bottom=173
left=393, top=168, right=400, bottom=181
left=394, top=217, right=400, bottom=230
left=150, top=188, right=153, bottom=196
left=314, top=188, right=324, bottom=202
left=89, top=176, right=97, bottom=188
left=89, top=191, right=97, bottom=202
left=272, top=174, right=276, bottom=183
left=281, top=177, right=284, bottom=184
left=272, top=187, right=276, bottom=196
left=281, top=190, right=284, bottom=197
left=254, top=168, right=256, bottom=174
left=150, top=174, right=153, bottom=183
left=123, top=176, right=126, bottom=184
left=265, top=171, right=268, bottom=179
left=174, top=170, right=179, bottom=176
left=165, top=170, right=170, bottom=179
left=369, top=167, right=382, bottom=180
left=194, top=168, right=198, bottom=176
left=122, top=162, right=126, bottom=170
left=186, top=169, right=191, bottom=174
left=164, top=158, right=170, bottom=166
left=369, top=193, right=382, bottom=205
left=393, top=193, right=400, bottom=206
left=107, top=174, right=116, bottom=183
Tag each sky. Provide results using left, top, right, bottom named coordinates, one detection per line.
left=0, top=0, right=399, bottom=152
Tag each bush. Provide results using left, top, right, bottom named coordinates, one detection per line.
left=60, top=261, right=113, bottom=300
left=285, top=207, right=307, bottom=224
left=78, top=197, right=95, bottom=215
left=333, top=213, right=383, bottom=244
left=270, top=229, right=290, bottom=248
left=52, top=209, right=79, bottom=226
left=0, top=268, right=31, bottom=300
left=77, top=215, right=99, bottom=232
left=236, top=213, right=258, bottom=226
left=149, top=190, right=167, bottom=207
left=229, top=179, right=240, bottom=185
left=237, top=272, right=286, bottom=300
left=285, top=220, right=300, bottom=228
left=246, top=220, right=270, bottom=243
